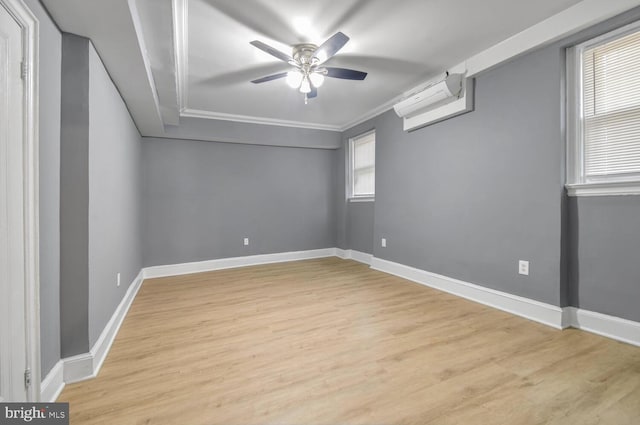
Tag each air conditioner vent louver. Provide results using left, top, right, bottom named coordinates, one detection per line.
left=393, top=73, right=464, bottom=118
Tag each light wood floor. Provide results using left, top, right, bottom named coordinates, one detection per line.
left=58, top=258, right=640, bottom=424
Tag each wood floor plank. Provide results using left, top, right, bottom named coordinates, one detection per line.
left=58, top=258, right=640, bottom=424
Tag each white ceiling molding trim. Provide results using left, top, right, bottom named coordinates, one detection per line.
left=338, top=99, right=397, bottom=132
left=181, top=108, right=342, bottom=131
left=466, top=0, right=640, bottom=76
left=172, top=0, right=188, bottom=112
left=127, top=0, right=165, bottom=127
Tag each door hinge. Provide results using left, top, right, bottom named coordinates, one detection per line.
left=20, top=61, right=28, bottom=80
left=24, top=369, right=32, bottom=388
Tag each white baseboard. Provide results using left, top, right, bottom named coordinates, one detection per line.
left=334, top=248, right=349, bottom=259
left=564, top=307, right=640, bottom=347
left=62, top=352, right=93, bottom=384
left=143, top=248, right=336, bottom=279
left=40, top=360, right=65, bottom=402
left=63, top=270, right=144, bottom=383
left=334, top=248, right=372, bottom=265
left=370, top=257, right=565, bottom=329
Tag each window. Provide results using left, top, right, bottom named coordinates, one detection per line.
left=348, top=130, right=375, bottom=200
left=567, top=22, right=640, bottom=196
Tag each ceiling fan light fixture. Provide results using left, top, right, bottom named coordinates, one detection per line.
left=286, top=71, right=303, bottom=88
left=299, top=77, right=312, bottom=94
left=309, top=72, right=325, bottom=88
left=250, top=32, right=366, bottom=101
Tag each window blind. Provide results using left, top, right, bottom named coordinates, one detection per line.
left=352, top=132, right=375, bottom=196
left=582, top=30, right=640, bottom=178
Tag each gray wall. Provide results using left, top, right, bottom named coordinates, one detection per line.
left=346, top=202, right=375, bottom=254
left=24, top=0, right=61, bottom=377
left=338, top=7, right=640, bottom=317
left=349, top=45, right=565, bottom=306
left=569, top=197, right=640, bottom=322
left=59, top=35, right=144, bottom=356
left=87, top=44, right=143, bottom=346
left=337, top=47, right=567, bottom=306
left=60, top=34, right=90, bottom=357
left=333, top=145, right=348, bottom=250
left=142, top=138, right=335, bottom=267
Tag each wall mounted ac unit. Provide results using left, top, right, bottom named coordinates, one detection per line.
left=393, top=73, right=464, bottom=118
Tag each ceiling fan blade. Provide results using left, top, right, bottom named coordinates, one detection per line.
left=251, top=72, right=288, bottom=84
left=325, top=67, right=367, bottom=80
left=250, top=40, right=293, bottom=63
left=314, top=32, right=349, bottom=64
left=308, top=87, right=318, bottom=98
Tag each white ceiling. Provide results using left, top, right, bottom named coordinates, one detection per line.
left=43, top=0, right=600, bottom=137
left=182, top=0, right=582, bottom=127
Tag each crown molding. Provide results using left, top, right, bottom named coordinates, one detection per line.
left=338, top=101, right=396, bottom=132
left=180, top=108, right=342, bottom=131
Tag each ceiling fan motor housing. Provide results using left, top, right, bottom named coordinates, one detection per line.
left=293, top=44, right=318, bottom=62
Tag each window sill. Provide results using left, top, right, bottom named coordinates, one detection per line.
left=566, top=181, right=640, bottom=197
left=348, top=197, right=375, bottom=203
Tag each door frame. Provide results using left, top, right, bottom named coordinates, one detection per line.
left=1, top=0, right=40, bottom=401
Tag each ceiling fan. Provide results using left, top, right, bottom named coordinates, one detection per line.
left=250, top=32, right=367, bottom=103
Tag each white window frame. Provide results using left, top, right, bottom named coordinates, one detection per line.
left=347, top=129, right=375, bottom=202
left=566, top=21, right=640, bottom=197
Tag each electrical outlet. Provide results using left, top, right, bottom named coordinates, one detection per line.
left=117, top=272, right=121, bottom=287
left=518, top=260, right=529, bottom=276
left=381, top=238, right=387, bottom=248
left=243, top=237, right=249, bottom=246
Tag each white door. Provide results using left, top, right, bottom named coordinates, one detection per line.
left=0, top=2, right=28, bottom=402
